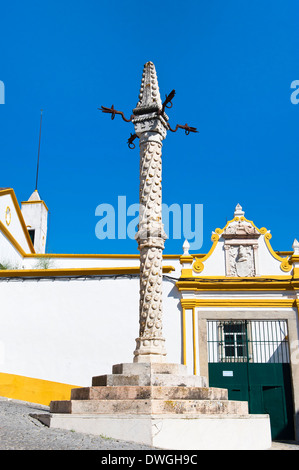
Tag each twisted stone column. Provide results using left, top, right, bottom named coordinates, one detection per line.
left=133, top=131, right=167, bottom=362
left=132, top=61, right=169, bottom=363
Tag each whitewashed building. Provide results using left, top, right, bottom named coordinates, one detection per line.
left=0, top=187, right=182, bottom=396
left=0, top=187, right=299, bottom=441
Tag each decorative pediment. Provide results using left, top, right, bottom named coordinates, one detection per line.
left=190, top=204, right=292, bottom=276
left=222, top=220, right=260, bottom=239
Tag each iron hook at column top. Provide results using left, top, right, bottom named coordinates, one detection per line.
left=159, top=89, right=176, bottom=116
left=99, top=105, right=133, bottom=123
left=127, top=133, right=138, bottom=149
left=168, top=123, right=198, bottom=134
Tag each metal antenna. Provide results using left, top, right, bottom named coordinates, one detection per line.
left=35, top=109, right=43, bottom=191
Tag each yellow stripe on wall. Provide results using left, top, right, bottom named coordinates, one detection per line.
left=0, top=373, right=81, bottom=406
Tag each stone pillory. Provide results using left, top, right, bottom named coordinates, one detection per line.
left=100, top=61, right=197, bottom=364
left=132, top=62, right=168, bottom=363
left=47, top=63, right=272, bottom=450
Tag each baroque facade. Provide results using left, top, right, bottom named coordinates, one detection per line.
left=178, top=204, right=299, bottom=441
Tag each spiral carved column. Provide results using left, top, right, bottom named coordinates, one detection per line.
left=131, top=61, right=169, bottom=363
left=133, top=132, right=167, bottom=363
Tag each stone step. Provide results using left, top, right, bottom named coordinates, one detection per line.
left=112, top=363, right=189, bottom=376
left=50, top=398, right=248, bottom=415
left=91, top=373, right=207, bottom=388
left=71, top=385, right=228, bottom=401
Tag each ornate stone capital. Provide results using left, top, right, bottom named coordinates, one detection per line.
left=132, top=115, right=168, bottom=140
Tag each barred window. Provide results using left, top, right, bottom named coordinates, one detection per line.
left=208, top=320, right=289, bottom=364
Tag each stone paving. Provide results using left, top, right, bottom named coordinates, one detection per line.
left=0, top=398, right=154, bottom=450
left=0, top=397, right=298, bottom=450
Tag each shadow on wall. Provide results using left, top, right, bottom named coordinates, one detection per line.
left=165, top=277, right=184, bottom=364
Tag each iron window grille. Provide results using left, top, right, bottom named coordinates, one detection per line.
left=207, top=320, right=289, bottom=364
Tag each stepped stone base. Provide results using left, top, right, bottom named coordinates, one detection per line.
left=44, top=363, right=272, bottom=450
left=51, top=398, right=248, bottom=415
left=39, top=412, right=271, bottom=450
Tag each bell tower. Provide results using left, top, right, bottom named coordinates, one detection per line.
left=21, top=189, right=48, bottom=254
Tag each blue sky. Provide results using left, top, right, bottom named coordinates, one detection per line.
left=1, top=1, right=299, bottom=255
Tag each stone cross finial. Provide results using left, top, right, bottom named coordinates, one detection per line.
left=135, top=61, right=163, bottom=112
left=234, top=203, right=245, bottom=218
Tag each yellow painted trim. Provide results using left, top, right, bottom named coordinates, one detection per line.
left=179, top=255, right=193, bottom=265
left=0, top=188, right=35, bottom=253
left=180, top=298, right=296, bottom=308
left=193, top=232, right=221, bottom=273
left=180, top=275, right=293, bottom=280
left=0, top=372, right=81, bottom=406
left=182, top=307, right=186, bottom=366
left=24, top=253, right=141, bottom=259
left=241, top=217, right=291, bottom=271
left=294, top=301, right=299, bottom=348
left=22, top=253, right=183, bottom=259
left=0, top=217, right=182, bottom=265
left=263, top=232, right=292, bottom=272
left=5, top=206, right=11, bottom=226
left=0, top=265, right=175, bottom=278
left=177, top=276, right=295, bottom=291
left=240, top=216, right=265, bottom=234
left=21, top=199, right=49, bottom=212
left=181, top=269, right=193, bottom=277
left=192, top=308, right=197, bottom=375
left=289, top=255, right=299, bottom=265
left=276, top=251, right=293, bottom=257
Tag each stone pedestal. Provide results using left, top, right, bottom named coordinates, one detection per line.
left=42, top=363, right=272, bottom=450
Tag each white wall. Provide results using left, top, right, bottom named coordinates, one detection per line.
left=0, top=193, right=32, bottom=254
left=0, top=273, right=183, bottom=386
left=0, top=234, right=24, bottom=268
left=21, top=255, right=183, bottom=272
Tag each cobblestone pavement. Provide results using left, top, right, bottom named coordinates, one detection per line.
left=0, top=398, right=154, bottom=450
left=0, top=397, right=298, bottom=451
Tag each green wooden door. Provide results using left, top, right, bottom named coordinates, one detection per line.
left=208, top=320, right=294, bottom=440
left=209, top=362, right=294, bottom=439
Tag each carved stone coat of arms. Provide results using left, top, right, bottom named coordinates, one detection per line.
left=222, top=219, right=260, bottom=277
